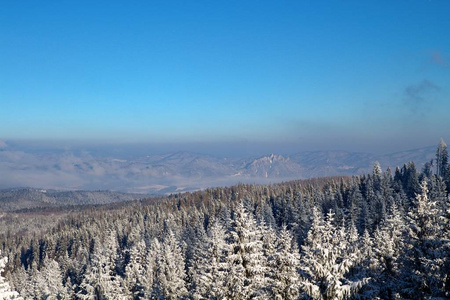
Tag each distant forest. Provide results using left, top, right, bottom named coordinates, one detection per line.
left=0, top=141, right=449, bottom=299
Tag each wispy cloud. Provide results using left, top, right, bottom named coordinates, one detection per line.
left=0, top=140, right=6, bottom=149
left=430, top=50, right=449, bottom=68
left=403, top=79, right=440, bottom=114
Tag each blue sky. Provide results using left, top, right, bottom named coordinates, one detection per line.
left=1, top=0, right=449, bottom=154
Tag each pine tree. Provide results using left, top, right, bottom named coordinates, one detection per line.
left=124, top=239, right=153, bottom=299
left=440, top=179, right=450, bottom=297
left=373, top=162, right=382, bottom=179
left=77, top=232, right=125, bottom=299
left=347, top=184, right=366, bottom=234
left=299, top=208, right=369, bottom=300
left=271, top=226, right=300, bottom=300
left=260, top=220, right=277, bottom=296
left=403, top=162, right=421, bottom=200
left=190, top=221, right=228, bottom=300
left=422, top=160, right=434, bottom=178
left=39, top=258, right=68, bottom=299
left=355, top=228, right=380, bottom=299
left=223, top=202, right=267, bottom=299
left=445, top=164, right=450, bottom=194
left=402, top=180, right=446, bottom=298
left=428, top=175, right=447, bottom=209
left=153, top=231, right=188, bottom=300
left=7, top=266, right=26, bottom=300
left=436, top=138, right=448, bottom=177
left=370, top=204, right=406, bottom=298
left=24, top=262, right=43, bottom=300
left=0, top=254, right=21, bottom=300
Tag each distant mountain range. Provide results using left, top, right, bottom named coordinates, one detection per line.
left=0, top=144, right=437, bottom=194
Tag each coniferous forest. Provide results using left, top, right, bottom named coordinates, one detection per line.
left=0, top=141, right=449, bottom=299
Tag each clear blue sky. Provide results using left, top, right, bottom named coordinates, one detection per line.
left=1, top=0, right=449, bottom=154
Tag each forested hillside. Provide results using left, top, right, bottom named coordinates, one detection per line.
left=0, top=143, right=449, bottom=299
left=0, top=189, right=145, bottom=212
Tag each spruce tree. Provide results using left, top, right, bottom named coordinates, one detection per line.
left=299, top=208, right=369, bottom=300
left=402, top=180, right=446, bottom=298
left=0, top=254, right=21, bottom=300
left=223, top=202, right=267, bottom=299
left=39, top=258, right=67, bottom=299
left=436, top=138, right=448, bottom=177
left=153, top=231, right=188, bottom=300
left=77, top=232, right=125, bottom=299
left=370, top=204, right=406, bottom=298
left=124, top=239, right=153, bottom=299
left=190, top=221, right=229, bottom=300
left=271, top=226, right=300, bottom=300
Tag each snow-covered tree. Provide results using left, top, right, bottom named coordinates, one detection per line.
left=270, top=226, right=300, bottom=300
left=260, top=220, right=277, bottom=296
left=77, top=232, right=125, bottom=299
left=0, top=254, right=21, bottom=300
left=124, top=239, right=153, bottom=299
left=436, top=138, right=448, bottom=177
left=366, top=204, right=406, bottom=298
left=19, top=262, right=43, bottom=300
left=375, top=204, right=405, bottom=272
left=190, top=221, right=228, bottom=299
left=39, top=258, right=68, bottom=299
left=7, top=266, right=26, bottom=300
left=346, top=218, right=360, bottom=258
left=223, top=202, right=267, bottom=299
left=402, top=180, right=447, bottom=298
left=153, top=231, right=188, bottom=300
left=299, top=208, right=369, bottom=300
left=373, top=162, right=382, bottom=178
left=442, top=189, right=450, bottom=297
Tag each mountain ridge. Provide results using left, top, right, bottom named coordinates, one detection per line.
left=0, top=144, right=438, bottom=194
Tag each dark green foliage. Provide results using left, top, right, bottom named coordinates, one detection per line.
left=436, top=138, right=448, bottom=178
